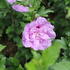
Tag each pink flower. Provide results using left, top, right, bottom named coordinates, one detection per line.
left=22, top=17, right=56, bottom=50
left=12, top=4, right=29, bottom=12
left=7, top=0, right=16, bottom=4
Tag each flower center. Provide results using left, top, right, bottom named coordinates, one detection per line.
left=36, top=26, right=40, bottom=28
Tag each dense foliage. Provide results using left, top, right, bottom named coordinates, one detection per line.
left=0, top=0, right=70, bottom=70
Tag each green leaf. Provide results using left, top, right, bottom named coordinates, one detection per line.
left=0, top=10, right=8, bottom=18
left=8, top=57, right=19, bottom=66
left=37, top=6, right=54, bottom=17
left=0, top=0, right=8, bottom=8
left=6, top=26, right=14, bottom=34
left=41, top=40, right=65, bottom=70
left=25, top=40, right=65, bottom=70
left=0, top=55, right=6, bottom=70
left=66, top=7, right=70, bottom=18
left=29, top=0, right=42, bottom=10
left=50, top=59, right=70, bottom=70
left=13, top=36, right=23, bottom=48
left=17, top=64, right=24, bottom=70
left=0, top=44, right=6, bottom=52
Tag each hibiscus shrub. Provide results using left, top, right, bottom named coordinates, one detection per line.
left=0, top=0, right=70, bottom=70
